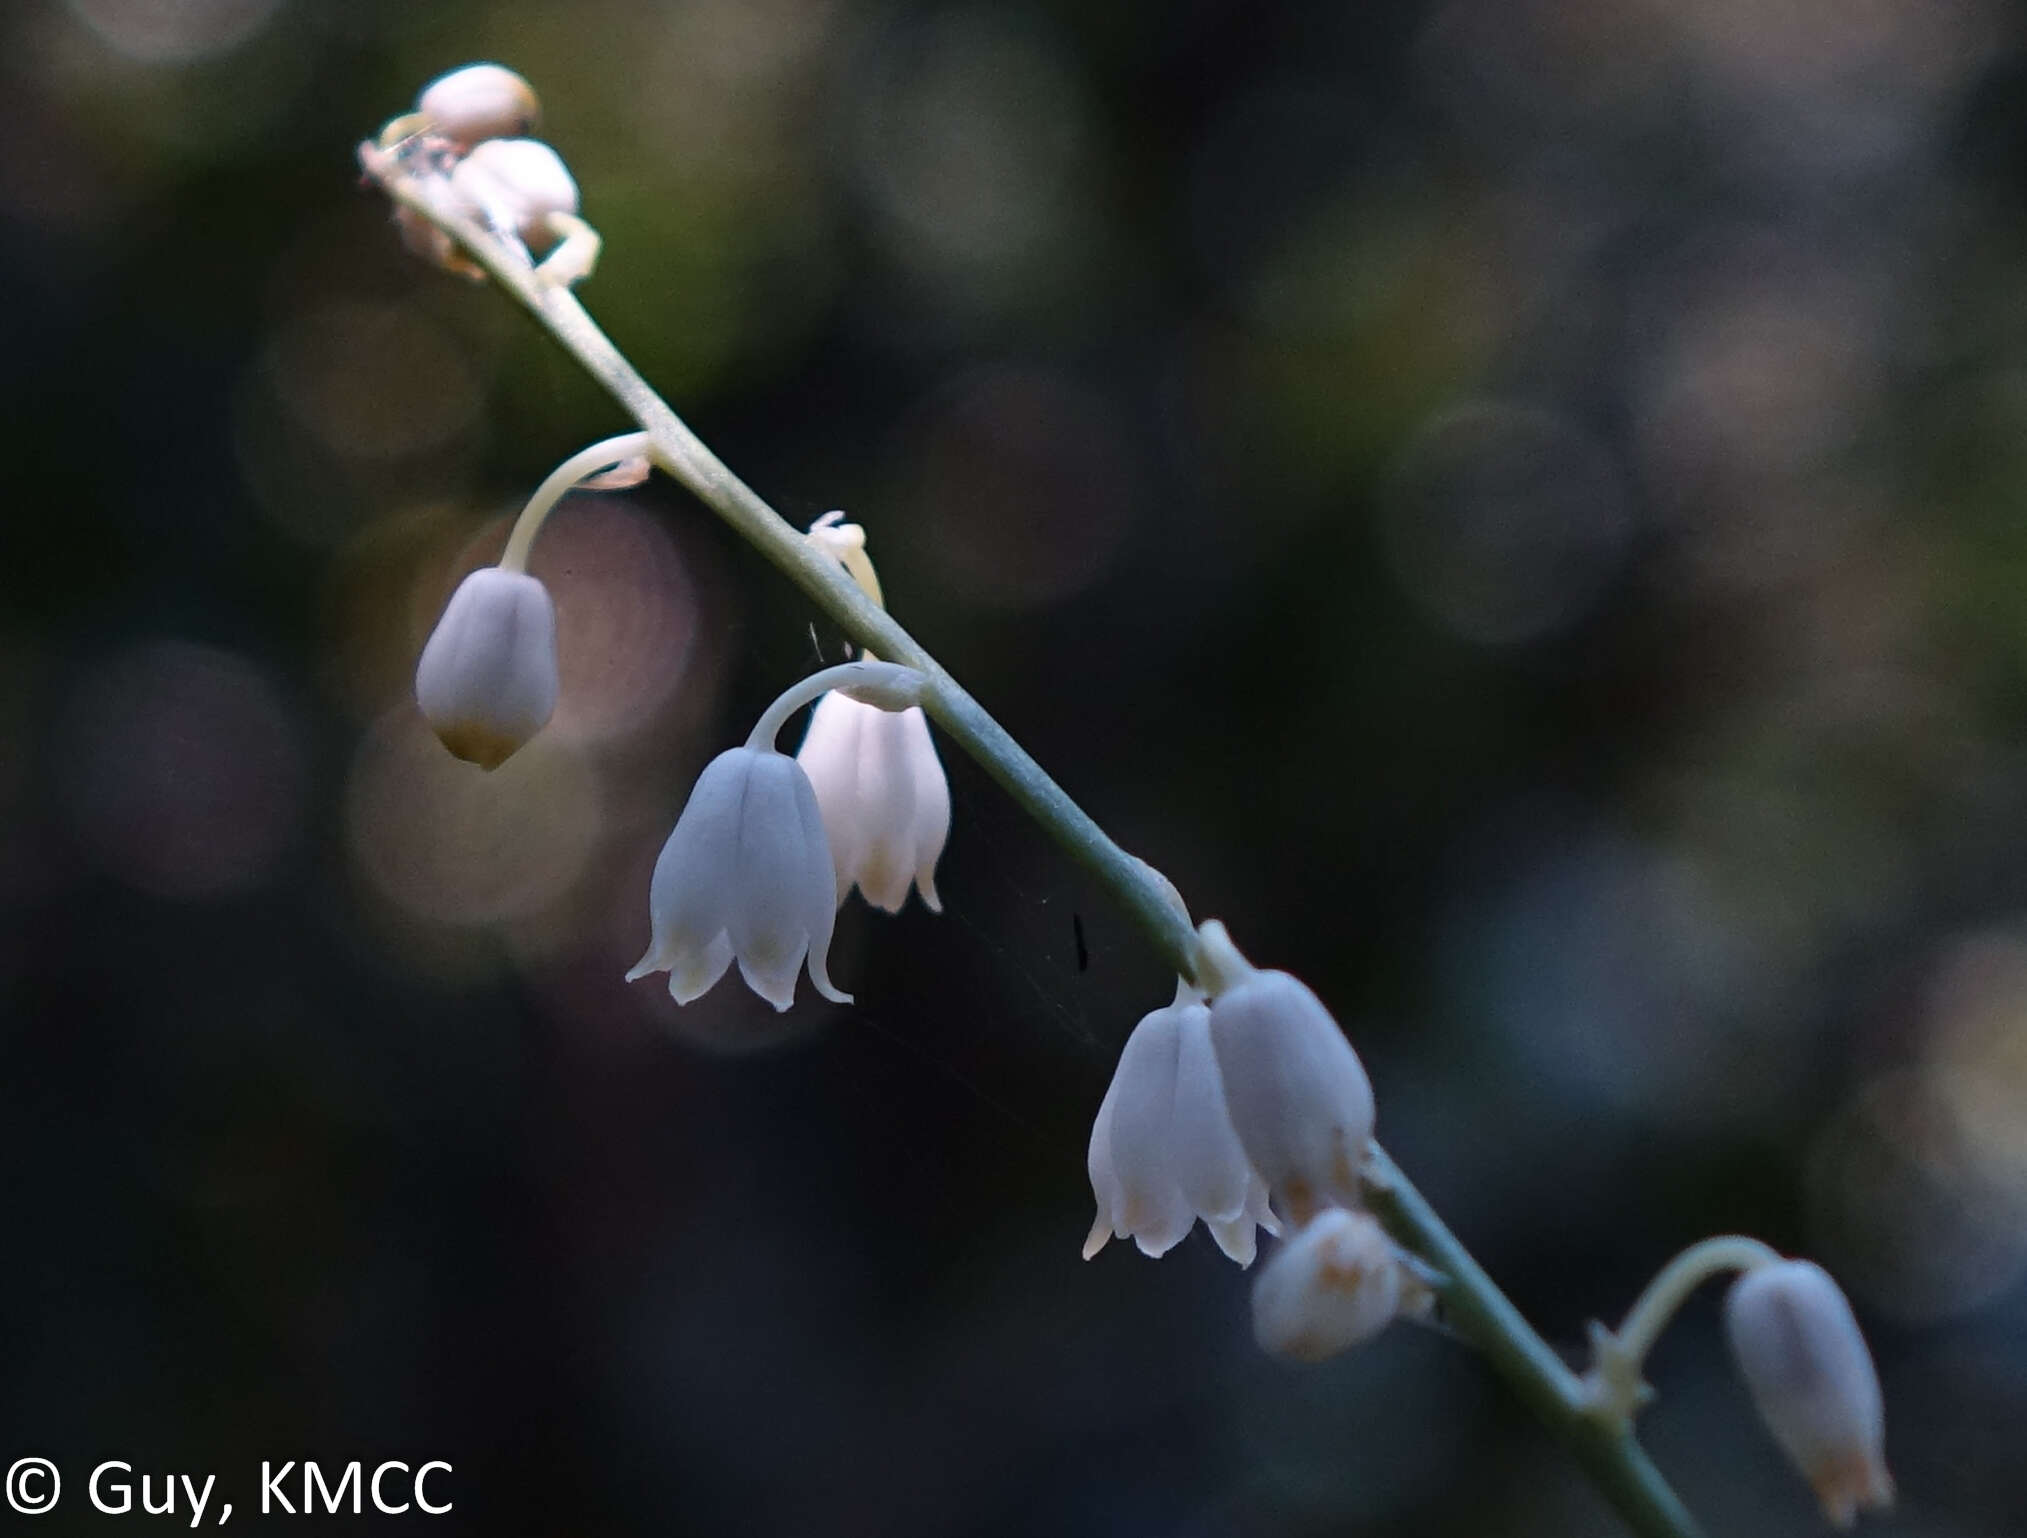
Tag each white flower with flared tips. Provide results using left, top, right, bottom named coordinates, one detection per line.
left=1084, top=982, right=1280, bottom=1265
left=626, top=746, right=847, bottom=1012
left=1725, top=1260, right=1894, bottom=1528
left=627, top=661, right=932, bottom=1013
left=1251, top=1207, right=1407, bottom=1362
left=414, top=565, right=559, bottom=770
left=796, top=689, right=950, bottom=913
left=1198, top=922, right=1376, bottom=1224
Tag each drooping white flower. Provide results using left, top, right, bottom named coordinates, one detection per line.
left=1201, top=925, right=1375, bottom=1224
left=414, top=565, right=559, bottom=770
left=627, top=747, right=849, bottom=1012
left=449, top=138, right=578, bottom=250
left=1084, top=983, right=1280, bottom=1265
left=1725, top=1260, right=1894, bottom=1528
left=1251, top=1208, right=1405, bottom=1362
left=417, top=63, right=539, bottom=148
left=796, top=689, right=949, bottom=914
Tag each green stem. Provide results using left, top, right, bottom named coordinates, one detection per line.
left=363, top=149, right=1707, bottom=1538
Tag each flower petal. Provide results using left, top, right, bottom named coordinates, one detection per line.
left=1170, top=1002, right=1254, bottom=1225
left=1207, top=1215, right=1260, bottom=1267
left=797, top=690, right=867, bottom=908
left=729, top=753, right=820, bottom=1011
left=791, top=755, right=851, bottom=1005
left=1108, top=1005, right=1192, bottom=1258
left=628, top=749, right=749, bottom=995
left=902, top=706, right=950, bottom=913
left=852, top=705, right=918, bottom=914
left=1245, top=1173, right=1282, bottom=1238
left=665, top=929, right=734, bottom=1005
left=1082, top=1072, right=1122, bottom=1260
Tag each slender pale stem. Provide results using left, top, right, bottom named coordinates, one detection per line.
left=1604, top=1235, right=1782, bottom=1383
left=499, top=431, right=650, bottom=572
left=363, top=148, right=1710, bottom=1538
left=747, top=661, right=926, bottom=752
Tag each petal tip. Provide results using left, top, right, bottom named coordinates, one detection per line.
left=807, top=951, right=853, bottom=1005
left=1132, top=1232, right=1181, bottom=1261
left=1208, top=1218, right=1260, bottom=1268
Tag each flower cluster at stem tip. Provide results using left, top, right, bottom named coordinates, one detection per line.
left=380, top=64, right=1901, bottom=1530
left=364, top=62, right=600, bottom=289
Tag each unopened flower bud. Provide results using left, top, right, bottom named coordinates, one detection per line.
left=796, top=690, right=949, bottom=913
left=1725, top=1260, right=1894, bottom=1528
left=449, top=138, right=578, bottom=251
left=1207, top=962, right=1375, bottom=1223
left=414, top=566, right=559, bottom=770
left=1252, top=1208, right=1403, bottom=1362
left=417, top=63, right=540, bottom=148
left=627, top=747, right=849, bottom=1012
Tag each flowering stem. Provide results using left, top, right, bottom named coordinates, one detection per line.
left=364, top=153, right=1709, bottom=1538
left=747, top=661, right=927, bottom=752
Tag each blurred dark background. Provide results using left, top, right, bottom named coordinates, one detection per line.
left=4, top=0, right=2026, bottom=1532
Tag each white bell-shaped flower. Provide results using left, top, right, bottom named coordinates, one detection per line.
left=1084, top=983, right=1280, bottom=1265
left=1251, top=1208, right=1405, bottom=1362
left=626, top=747, right=849, bottom=1012
left=449, top=138, right=578, bottom=249
left=1725, top=1260, right=1893, bottom=1528
left=414, top=565, right=559, bottom=770
left=796, top=689, right=950, bottom=914
left=1202, top=927, right=1375, bottom=1224
left=417, top=64, right=539, bottom=148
